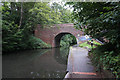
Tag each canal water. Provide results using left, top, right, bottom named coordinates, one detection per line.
left=2, top=47, right=69, bottom=78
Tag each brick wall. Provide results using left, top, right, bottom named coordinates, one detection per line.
left=35, top=23, right=84, bottom=47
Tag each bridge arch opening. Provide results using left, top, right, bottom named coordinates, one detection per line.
left=54, top=32, right=77, bottom=47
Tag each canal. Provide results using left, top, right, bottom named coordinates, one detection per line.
left=2, top=47, right=70, bottom=78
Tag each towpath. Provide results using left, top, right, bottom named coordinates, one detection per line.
left=65, top=47, right=101, bottom=78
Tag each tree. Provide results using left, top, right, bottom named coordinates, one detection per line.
left=60, top=34, right=77, bottom=47
left=19, top=2, right=23, bottom=28
left=67, top=2, right=120, bottom=78
left=50, top=2, right=72, bottom=23
left=2, top=2, right=73, bottom=52
left=2, top=2, right=52, bottom=52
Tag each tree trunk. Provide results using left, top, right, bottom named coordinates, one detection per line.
left=19, top=2, right=23, bottom=28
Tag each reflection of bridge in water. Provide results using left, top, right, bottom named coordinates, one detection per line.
left=35, top=23, right=84, bottom=47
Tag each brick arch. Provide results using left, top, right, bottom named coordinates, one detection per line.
left=35, top=23, right=84, bottom=47
left=54, top=32, right=77, bottom=47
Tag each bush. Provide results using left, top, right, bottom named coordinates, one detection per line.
left=90, top=44, right=120, bottom=78
left=60, top=34, right=77, bottom=47
left=26, top=36, right=51, bottom=49
left=2, top=20, right=51, bottom=52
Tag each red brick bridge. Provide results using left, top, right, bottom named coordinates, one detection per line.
left=34, top=23, right=84, bottom=47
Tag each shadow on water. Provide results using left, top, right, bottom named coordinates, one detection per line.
left=2, top=47, right=70, bottom=78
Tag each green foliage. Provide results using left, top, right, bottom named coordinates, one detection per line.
left=28, top=2, right=72, bottom=26
left=2, top=20, right=51, bottom=52
left=2, top=20, right=22, bottom=51
left=2, top=2, right=72, bottom=52
left=79, top=40, right=101, bottom=49
left=60, top=34, right=77, bottom=47
left=67, top=2, right=120, bottom=78
left=2, top=2, right=53, bottom=52
left=68, top=2, right=120, bottom=42
left=25, top=36, right=51, bottom=49
left=91, top=45, right=120, bottom=78
left=91, top=40, right=101, bottom=45
left=29, top=2, right=54, bottom=25
left=50, top=2, right=72, bottom=24
left=79, top=42, right=93, bottom=49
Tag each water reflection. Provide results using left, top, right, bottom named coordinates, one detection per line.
left=2, top=47, right=69, bottom=78
left=54, top=47, right=69, bottom=65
